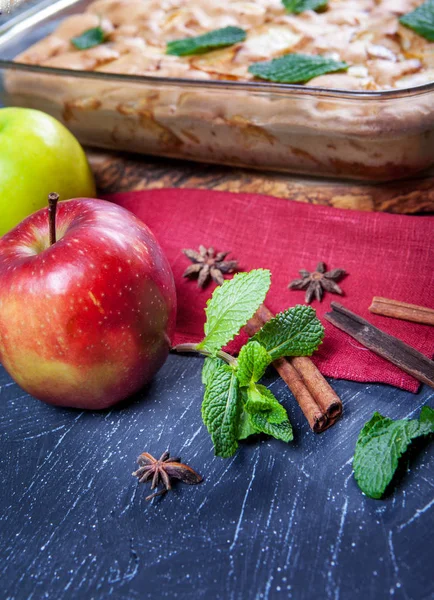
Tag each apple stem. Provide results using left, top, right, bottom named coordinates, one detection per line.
left=48, top=193, right=60, bottom=246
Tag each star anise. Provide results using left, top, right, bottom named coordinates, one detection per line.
left=132, top=451, right=203, bottom=501
left=182, top=245, right=238, bottom=288
left=288, top=262, right=346, bottom=303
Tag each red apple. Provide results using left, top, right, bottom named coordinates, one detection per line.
left=0, top=197, right=176, bottom=409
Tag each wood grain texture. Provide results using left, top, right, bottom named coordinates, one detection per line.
left=1, top=357, right=434, bottom=600
left=87, top=149, right=434, bottom=214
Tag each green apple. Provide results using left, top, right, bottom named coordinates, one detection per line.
left=0, top=107, right=96, bottom=236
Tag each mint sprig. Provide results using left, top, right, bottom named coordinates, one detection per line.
left=175, top=269, right=324, bottom=457
left=166, top=26, right=246, bottom=57
left=71, top=26, right=105, bottom=50
left=353, top=407, right=434, bottom=499
left=282, top=0, right=328, bottom=14
left=399, top=0, right=434, bottom=42
left=248, top=53, right=348, bottom=84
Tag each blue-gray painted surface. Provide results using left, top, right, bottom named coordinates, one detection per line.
left=1, top=356, right=433, bottom=600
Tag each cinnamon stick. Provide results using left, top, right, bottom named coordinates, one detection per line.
left=245, top=304, right=343, bottom=432
left=272, top=358, right=328, bottom=433
left=369, top=297, right=434, bottom=326
left=325, top=302, right=434, bottom=389
left=291, top=356, right=342, bottom=419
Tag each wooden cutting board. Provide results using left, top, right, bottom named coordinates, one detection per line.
left=87, top=149, right=434, bottom=214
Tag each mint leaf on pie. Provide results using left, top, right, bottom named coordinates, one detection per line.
left=199, top=269, right=271, bottom=355
left=166, top=26, right=246, bottom=57
left=282, top=0, right=328, bottom=14
left=399, top=0, right=434, bottom=42
left=248, top=53, right=348, bottom=84
left=236, top=341, right=272, bottom=387
left=252, top=305, right=324, bottom=360
left=202, top=360, right=242, bottom=458
left=71, top=26, right=105, bottom=50
left=353, top=407, right=434, bottom=499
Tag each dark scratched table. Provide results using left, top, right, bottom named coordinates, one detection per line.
left=1, top=357, right=433, bottom=600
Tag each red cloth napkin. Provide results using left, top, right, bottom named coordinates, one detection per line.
left=106, top=189, right=434, bottom=392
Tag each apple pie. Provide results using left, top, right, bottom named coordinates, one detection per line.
left=6, top=0, right=434, bottom=180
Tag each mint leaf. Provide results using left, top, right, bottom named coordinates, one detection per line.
left=417, top=406, right=434, bottom=435
left=244, top=384, right=284, bottom=419
left=71, top=26, right=105, bottom=50
left=244, top=384, right=293, bottom=443
left=399, top=0, right=434, bottom=42
left=357, top=411, right=384, bottom=439
left=238, top=409, right=258, bottom=440
left=353, top=415, right=418, bottom=499
left=248, top=53, right=348, bottom=84
left=201, top=356, right=223, bottom=386
left=166, top=26, right=246, bottom=56
left=250, top=413, right=293, bottom=443
left=202, top=361, right=241, bottom=457
left=236, top=341, right=272, bottom=387
left=244, top=383, right=272, bottom=413
left=282, top=0, right=327, bottom=14
left=252, top=305, right=324, bottom=360
left=353, top=407, right=434, bottom=499
left=251, top=385, right=288, bottom=422
left=199, top=269, right=271, bottom=355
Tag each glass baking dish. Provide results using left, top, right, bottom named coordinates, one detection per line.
left=1, top=0, right=434, bottom=182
